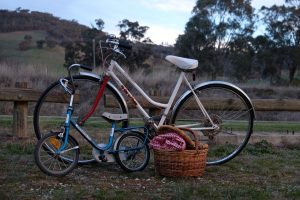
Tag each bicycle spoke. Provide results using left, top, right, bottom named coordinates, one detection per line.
left=35, top=132, right=79, bottom=176
left=41, top=155, right=55, bottom=165
left=115, top=133, right=149, bottom=172
left=172, top=84, right=254, bottom=165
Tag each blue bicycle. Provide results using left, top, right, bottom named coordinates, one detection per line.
left=34, top=65, right=150, bottom=176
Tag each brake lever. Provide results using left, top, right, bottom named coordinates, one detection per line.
left=59, top=78, right=74, bottom=95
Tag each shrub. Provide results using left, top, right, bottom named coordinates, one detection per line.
left=24, top=34, right=32, bottom=40
left=18, top=40, right=31, bottom=51
left=46, top=39, right=57, bottom=48
left=36, top=40, right=45, bottom=49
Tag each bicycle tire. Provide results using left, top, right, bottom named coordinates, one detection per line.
left=33, top=75, right=128, bottom=165
left=170, top=81, right=255, bottom=165
left=34, top=131, right=79, bottom=176
left=115, top=132, right=150, bottom=172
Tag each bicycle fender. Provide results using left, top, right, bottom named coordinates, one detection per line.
left=170, top=81, right=256, bottom=123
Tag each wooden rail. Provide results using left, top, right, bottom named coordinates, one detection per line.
left=1, top=83, right=300, bottom=137
left=104, top=95, right=300, bottom=112
left=0, top=82, right=79, bottom=137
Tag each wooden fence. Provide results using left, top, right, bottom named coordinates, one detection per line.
left=0, top=82, right=74, bottom=137
left=1, top=82, right=300, bottom=137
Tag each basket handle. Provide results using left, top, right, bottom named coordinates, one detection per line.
left=178, top=127, right=200, bottom=152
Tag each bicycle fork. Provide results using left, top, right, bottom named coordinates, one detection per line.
left=55, top=93, right=79, bottom=154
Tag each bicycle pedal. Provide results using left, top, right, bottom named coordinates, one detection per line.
left=92, top=144, right=116, bottom=163
left=100, top=156, right=108, bottom=162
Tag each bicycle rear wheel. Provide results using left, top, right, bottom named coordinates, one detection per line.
left=115, top=132, right=150, bottom=172
left=34, top=132, right=79, bottom=176
left=34, top=75, right=128, bottom=165
left=171, top=82, right=254, bottom=165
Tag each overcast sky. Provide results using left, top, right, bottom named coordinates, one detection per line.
left=1, top=0, right=286, bottom=45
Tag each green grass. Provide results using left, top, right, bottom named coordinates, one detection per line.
left=0, top=137, right=299, bottom=200
left=254, top=121, right=300, bottom=132
left=1, top=115, right=300, bottom=134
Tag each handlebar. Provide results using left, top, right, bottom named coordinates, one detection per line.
left=106, top=35, right=132, bottom=49
left=61, top=37, right=131, bottom=94
left=104, top=37, right=132, bottom=58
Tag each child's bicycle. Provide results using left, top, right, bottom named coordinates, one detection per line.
left=34, top=66, right=150, bottom=176
left=34, top=36, right=255, bottom=168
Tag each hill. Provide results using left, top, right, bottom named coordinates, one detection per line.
left=0, top=9, right=175, bottom=78
left=0, top=9, right=89, bottom=42
left=0, top=9, right=92, bottom=71
left=0, top=30, right=65, bottom=72
left=0, top=9, right=96, bottom=72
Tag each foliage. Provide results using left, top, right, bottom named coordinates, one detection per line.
left=1, top=3, right=300, bottom=83
left=63, top=28, right=106, bottom=67
left=24, top=34, right=32, bottom=40
left=36, top=40, right=45, bottom=48
left=64, top=18, right=155, bottom=69
left=175, top=0, right=300, bottom=84
left=176, top=0, right=255, bottom=80
left=260, top=2, right=300, bottom=83
left=118, top=42, right=152, bottom=72
left=18, top=40, right=31, bottom=51
left=117, top=19, right=149, bottom=41
left=95, top=18, right=105, bottom=31
left=46, top=38, right=57, bottom=48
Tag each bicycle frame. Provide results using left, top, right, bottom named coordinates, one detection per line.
left=75, top=57, right=216, bottom=132
left=104, top=60, right=215, bottom=130
left=73, top=120, right=148, bottom=153
left=57, top=96, right=149, bottom=154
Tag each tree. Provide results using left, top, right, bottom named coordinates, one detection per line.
left=64, top=27, right=105, bottom=67
left=36, top=40, right=45, bottom=48
left=64, top=41, right=83, bottom=67
left=175, top=0, right=255, bottom=79
left=117, top=19, right=149, bottom=41
left=261, top=2, right=300, bottom=83
left=19, top=40, right=31, bottom=51
left=142, top=37, right=153, bottom=44
left=24, top=34, right=32, bottom=41
left=45, top=36, right=57, bottom=48
left=118, top=42, right=152, bottom=73
left=19, top=34, right=32, bottom=50
left=80, top=28, right=105, bottom=66
left=95, top=18, right=104, bottom=31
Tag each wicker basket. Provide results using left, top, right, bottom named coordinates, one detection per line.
left=153, top=125, right=208, bottom=177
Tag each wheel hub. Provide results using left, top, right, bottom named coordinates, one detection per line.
left=202, top=114, right=222, bottom=139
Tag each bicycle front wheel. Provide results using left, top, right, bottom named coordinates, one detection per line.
left=171, top=82, right=254, bottom=165
left=34, top=132, right=79, bottom=176
left=34, top=75, right=128, bottom=165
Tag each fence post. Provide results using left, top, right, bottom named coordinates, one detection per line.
left=13, top=82, right=28, bottom=137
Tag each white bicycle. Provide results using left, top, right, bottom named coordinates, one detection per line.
left=34, top=37, right=255, bottom=166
